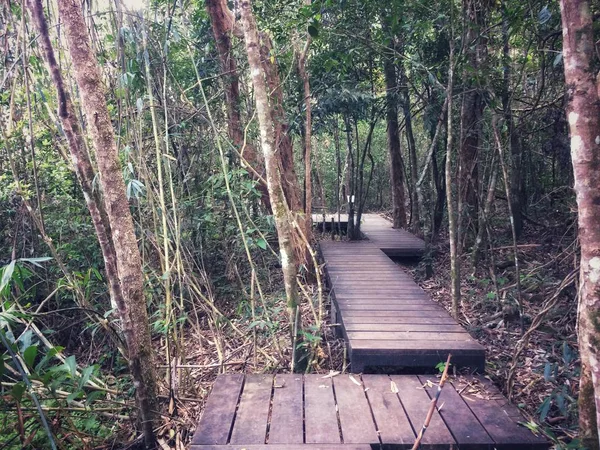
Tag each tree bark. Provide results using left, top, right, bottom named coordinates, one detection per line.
left=445, top=44, right=460, bottom=320
left=559, top=0, right=600, bottom=447
left=383, top=37, right=407, bottom=229
left=399, top=65, right=421, bottom=234
left=239, top=0, right=304, bottom=371
left=458, top=0, right=486, bottom=242
left=501, top=3, right=524, bottom=238
left=297, top=30, right=313, bottom=232
left=258, top=36, right=303, bottom=214
left=52, top=1, right=158, bottom=446
left=205, top=0, right=270, bottom=210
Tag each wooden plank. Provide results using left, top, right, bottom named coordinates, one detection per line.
left=350, top=340, right=484, bottom=351
left=453, top=377, right=549, bottom=449
left=268, top=374, right=303, bottom=445
left=342, top=310, right=451, bottom=319
left=361, top=375, right=415, bottom=445
left=192, top=445, right=372, bottom=450
left=416, top=375, right=494, bottom=448
left=192, top=374, right=244, bottom=445
left=343, top=317, right=459, bottom=325
left=347, top=331, right=475, bottom=341
left=391, top=375, right=456, bottom=448
left=345, top=323, right=465, bottom=333
left=229, top=375, right=272, bottom=445
left=304, top=375, right=340, bottom=444
left=335, top=299, right=436, bottom=305
left=337, top=304, right=445, bottom=311
left=331, top=375, right=379, bottom=444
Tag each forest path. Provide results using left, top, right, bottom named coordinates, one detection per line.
left=191, top=214, right=548, bottom=449
left=319, top=213, right=485, bottom=372
left=190, top=373, right=549, bottom=449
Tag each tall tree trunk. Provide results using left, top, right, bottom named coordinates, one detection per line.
left=445, top=44, right=460, bottom=319
left=297, top=30, right=313, bottom=232
left=399, top=64, right=421, bottom=234
left=51, top=1, right=158, bottom=447
left=383, top=36, right=407, bottom=228
left=458, top=0, right=486, bottom=245
left=205, top=0, right=270, bottom=210
left=258, top=37, right=303, bottom=213
left=501, top=3, right=524, bottom=238
left=559, top=0, right=600, bottom=447
left=344, top=115, right=356, bottom=239
left=239, top=0, right=304, bottom=372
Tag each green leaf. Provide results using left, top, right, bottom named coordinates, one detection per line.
left=0, top=260, right=16, bottom=293
left=538, top=396, right=551, bottom=422
left=23, top=345, right=38, bottom=368
left=85, top=390, right=105, bottom=405
left=18, top=257, right=53, bottom=268
left=78, top=365, right=95, bottom=390
left=256, top=238, right=267, bottom=250
left=67, top=389, right=83, bottom=405
left=64, top=355, right=77, bottom=378
left=11, top=382, right=27, bottom=402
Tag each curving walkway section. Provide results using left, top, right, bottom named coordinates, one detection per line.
left=319, top=214, right=485, bottom=372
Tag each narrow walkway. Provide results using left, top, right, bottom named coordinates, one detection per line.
left=191, top=374, right=548, bottom=449
left=191, top=214, right=548, bottom=449
left=320, top=214, right=485, bottom=371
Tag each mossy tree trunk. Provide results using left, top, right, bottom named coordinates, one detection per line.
left=40, top=1, right=159, bottom=447
left=239, top=0, right=304, bottom=372
left=205, top=0, right=271, bottom=210
left=382, top=32, right=407, bottom=229
left=559, top=0, right=600, bottom=447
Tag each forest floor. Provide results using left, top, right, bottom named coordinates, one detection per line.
left=393, top=214, right=580, bottom=448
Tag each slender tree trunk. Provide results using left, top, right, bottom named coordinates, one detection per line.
left=458, top=0, right=486, bottom=245
left=493, top=118, right=524, bottom=334
left=501, top=3, right=524, bottom=238
left=258, top=37, right=302, bottom=213
left=559, top=0, right=600, bottom=446
left=472, top=154, right=498, bottom=267
left=399, top=65, right=421, bottom=234
left=27, top=0, right=122, bottom=313
left=383, top=36, right=407, bottom=228
left=297, top=30, right=313, bottom=231
left=52, top=1, right=158, bottom=447
left=239, top=0, right=304, bottom=372
left=445, top=44, right=460, bottom=319
left=205, top=0, right=270, bottom=209
left=344, top=115, right=356, bottom=239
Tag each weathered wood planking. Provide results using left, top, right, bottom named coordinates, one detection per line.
left=313, top=213, right=425, bottom=255
left=191, top=374, right=548, bottom=449
left=320, top=237, right=485, bottom=372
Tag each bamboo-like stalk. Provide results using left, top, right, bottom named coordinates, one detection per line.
left=186, top=38, right=283, bottom=361
left=411, top=354, right=452, bottom=450
left=492, top=116, right=524, bottom=334
left=444, top=40, right=460, bottom=320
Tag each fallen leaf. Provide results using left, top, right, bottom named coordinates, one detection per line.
left=349, top=375, right=362, bottom=386
left=391, top=381, right=399, bottom=393
left=322, top=371, right=340, bottom=379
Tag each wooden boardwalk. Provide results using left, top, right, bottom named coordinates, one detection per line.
left=191, top=214, right=547, bottom=449
left=312, top=214, right=425, bottom=256
left=319, top=215, right=484, bottom=371
left=191, top=373, right=548, bottom=449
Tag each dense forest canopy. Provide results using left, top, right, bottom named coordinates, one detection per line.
left=0, top=0, right=599, bottom=448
